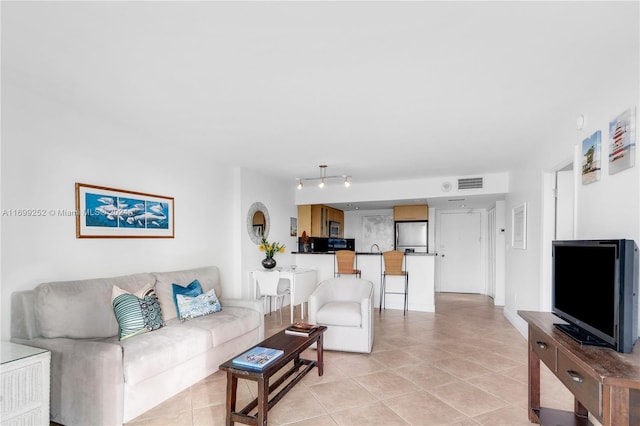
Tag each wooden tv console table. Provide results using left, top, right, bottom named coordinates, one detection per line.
left=519, top=311, right=640, bottom=426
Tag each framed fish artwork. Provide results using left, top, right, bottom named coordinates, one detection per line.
left=608, top=107, right=636, bottom=175
left=75, top=182, right=174, bottom=238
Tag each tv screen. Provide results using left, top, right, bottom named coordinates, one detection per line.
left=553, top=243, right=616, bottom=342
left=552, top=239, right=638, bottom=353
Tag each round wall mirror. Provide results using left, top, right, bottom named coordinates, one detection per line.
left=247, top=202, right=270, bottom=245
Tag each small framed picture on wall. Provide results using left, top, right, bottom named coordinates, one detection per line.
left=609, top=107, right=636, bottom=175
left=512, top=203, right=527, bottom=250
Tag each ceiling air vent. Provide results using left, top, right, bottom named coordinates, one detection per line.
left=458, top=177, right=483, bottom=190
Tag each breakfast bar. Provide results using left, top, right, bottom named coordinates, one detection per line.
left=293, top=252, right=435, bottom=312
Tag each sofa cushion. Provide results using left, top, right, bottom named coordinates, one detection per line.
left=115, top=319, right=214, bottom=385
left=35, top=273, right=156, bottom=338
left=316, top=302, right=362, bottom=327
left=154, top=266, right=222, bottom=321
left=172, top=279, right=203, bottom=315
left=113, top=292, right=164, bottom=340
left=176, top=289, right=222, bottom=321
left=186, top=306, right=261, bottom=347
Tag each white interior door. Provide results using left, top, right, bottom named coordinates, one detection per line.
left=555, top=169, right=575, bottom=240
left=541, top=162, right=575, bottom=312
left=487, top=208, right=496, bottom=299
left=437, top=211, right=483, bottom=294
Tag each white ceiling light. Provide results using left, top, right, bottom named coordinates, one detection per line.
left=296, top=165, right=352, bottom=190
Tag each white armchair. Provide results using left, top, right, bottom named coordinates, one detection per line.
left=308, top=277, right=374, bottom=353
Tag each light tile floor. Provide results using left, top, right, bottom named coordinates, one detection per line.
left=125, top=293, right=587, bottom=426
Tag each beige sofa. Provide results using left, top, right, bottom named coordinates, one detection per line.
left=308, top=277, right=374, bottom=353
left=10, top=266, right=264, bottom=426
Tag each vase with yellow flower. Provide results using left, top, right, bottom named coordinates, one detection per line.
left=259, top=237, right=285, bottom=269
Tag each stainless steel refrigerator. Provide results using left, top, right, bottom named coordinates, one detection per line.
left=395, top=221, right=428, bottom=253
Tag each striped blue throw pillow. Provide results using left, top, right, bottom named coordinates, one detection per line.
left=112, top=284, right=164, bottom=340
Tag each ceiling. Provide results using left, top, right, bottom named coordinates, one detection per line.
left=3, top=2, right=637, bottom=206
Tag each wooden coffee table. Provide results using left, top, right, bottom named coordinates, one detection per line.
left=219, top=326, right=327, bottom=426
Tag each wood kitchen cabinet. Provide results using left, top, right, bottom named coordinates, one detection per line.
left=297, top=205, right=312, bottom=239
left=297, top=204, right=344, bottom=237
left=394, top=205, right=429, bottom=221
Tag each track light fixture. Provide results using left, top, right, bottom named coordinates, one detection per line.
left=296, top=165, right=352, bottom=190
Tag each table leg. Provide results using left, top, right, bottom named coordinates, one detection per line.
left=605, top=385, right=632, bottom=426
left=225, top=371, right=237, bottom=426
left=574, top=398, right=589, bottom=418
left=257, top=377, right=268, bottom=426
left=379, top=275, right=385, bottom=314
left=317, top=333, right=324, bottom=376
left=290, top=284, right=295, bottom=324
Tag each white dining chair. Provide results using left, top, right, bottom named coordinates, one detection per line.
left=253, top=270, right=290, bottom=323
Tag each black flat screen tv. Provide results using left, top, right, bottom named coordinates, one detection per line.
left=552, top=239, right=639, bottom=353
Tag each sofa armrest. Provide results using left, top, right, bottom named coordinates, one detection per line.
left=11, top=290, right=38, bottom=340
left=308, top=282, right=332, bottom=307
left=357, top=283, right=373, bottom=301
left=360, top=288, right=373, bottom=326
left=219, top=297, right=265, bottom=340
left=308, top=287, right=332, bottom=324
left=219, top=297, right=264, bottom=316
left=11, top=337, right=125, bottom=426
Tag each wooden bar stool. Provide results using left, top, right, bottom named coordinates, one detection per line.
left=335, top=250, right=361, bottom=278
left=380, top=250, right=408, bottom=315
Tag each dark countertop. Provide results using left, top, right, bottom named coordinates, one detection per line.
left=292, top=251, right=436, bottom=256
left=291, top=251, right=338, bottom=255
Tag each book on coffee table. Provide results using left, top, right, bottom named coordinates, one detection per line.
left=231, top=346, right=284, bottom=370
left=285, top=323, right=320, bottom=336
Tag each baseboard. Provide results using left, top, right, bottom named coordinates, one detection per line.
left=504, top=308, right=528, bottom=339
left=408, top=303, right=435, bottom=313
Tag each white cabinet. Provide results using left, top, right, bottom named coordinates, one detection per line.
left=356, top=254, right=383, bottom=308
left=1, top=342, right=50, bottom=426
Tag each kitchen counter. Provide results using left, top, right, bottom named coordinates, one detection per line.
left=293, top=251, right=435, bottom=312
left=291, top=251, right=340, bottom=254
left=292, top=251, right=437, bottom=256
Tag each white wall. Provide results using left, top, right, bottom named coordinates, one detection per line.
left=504, top=10, right=639, bottom=335
left=238, top=168, right=298, bottom=300
left=0, top=80, right=296, bottom=340
left=295, top=172, right=509, bottom=207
